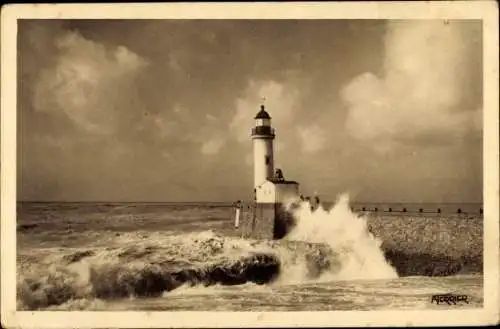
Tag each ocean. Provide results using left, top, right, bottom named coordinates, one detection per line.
left=16, top=199, right=483, bottom=311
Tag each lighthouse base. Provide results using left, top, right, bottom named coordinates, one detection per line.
left=239, top=202, right=295, bottom=240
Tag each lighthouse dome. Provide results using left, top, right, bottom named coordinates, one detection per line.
left=255, top=105, right=271, bottom=119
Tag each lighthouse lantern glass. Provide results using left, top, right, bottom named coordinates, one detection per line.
left=256, top=118, right=271, bottom=127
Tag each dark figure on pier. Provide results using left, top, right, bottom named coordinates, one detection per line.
left=310, top=195, right=320, bottom=212
left=274, top=168, right=285, bottom=181
left=303, top=196, right=313, bottom=211
left=234, top=200, right=242, bottom=209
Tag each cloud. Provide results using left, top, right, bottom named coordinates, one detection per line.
left=341, top=20, right=482, bottom=152
left=205, top=114, right=218, bottom=122
left=201, top=137, right=225, bottom=155
left=32, top=30, right=148, bottom=135
left=297, top=125, right=327, bottom=154
left=149, top=112, right=179, bottom=140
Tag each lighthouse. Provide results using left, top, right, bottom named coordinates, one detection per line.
left=237, top=104, right=300, bottom=240
left=252, top=105, right=275, bottom=188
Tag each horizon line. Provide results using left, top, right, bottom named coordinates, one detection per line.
left=16, top=200, right=484, bottom=204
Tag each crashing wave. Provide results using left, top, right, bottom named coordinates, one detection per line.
left=18, top=231, right=337, bottom=310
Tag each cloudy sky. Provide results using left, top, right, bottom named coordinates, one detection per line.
left=17, top=19, right=483, bottom=202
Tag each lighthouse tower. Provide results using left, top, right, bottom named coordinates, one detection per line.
left=251, top=105, right=275, bottom=189
left=237, top=104, right=300, bottom=240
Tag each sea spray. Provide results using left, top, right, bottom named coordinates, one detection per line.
left=283, top=193, right=398, bottom=280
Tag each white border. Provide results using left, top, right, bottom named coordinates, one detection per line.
left=1, top=2, right=499, bottom=328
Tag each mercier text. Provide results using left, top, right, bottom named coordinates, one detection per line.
left=431, top=294, right=470, bottom=305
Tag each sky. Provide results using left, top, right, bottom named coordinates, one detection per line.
left=17, top=19, right=483, bottom=203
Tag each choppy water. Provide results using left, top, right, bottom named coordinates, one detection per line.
left=17, top=198, right=483, bottom=311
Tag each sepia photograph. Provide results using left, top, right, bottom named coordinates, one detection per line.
left=1, top=2, right=499, bottom=328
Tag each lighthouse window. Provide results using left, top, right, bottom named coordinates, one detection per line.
left=265, top=155, right=270, bottom=165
